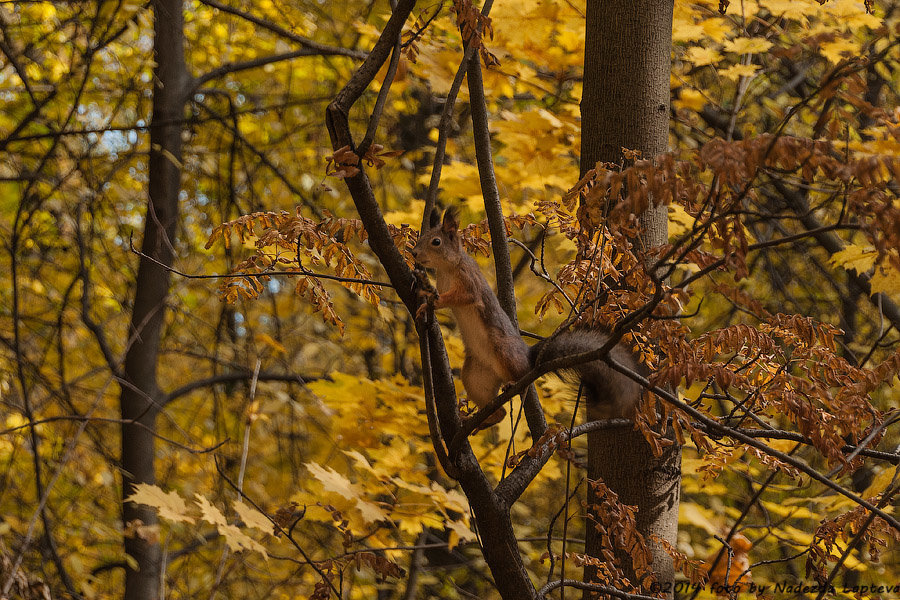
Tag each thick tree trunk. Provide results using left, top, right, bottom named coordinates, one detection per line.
left=579, top=1, right=680, bottom=597
left=121, top=1, right=188, bottom=598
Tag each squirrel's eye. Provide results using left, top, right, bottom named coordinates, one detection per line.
left=431, top=238, right=441, bottom=246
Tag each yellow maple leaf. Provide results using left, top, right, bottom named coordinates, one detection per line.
left=233, top=501, right=273, bottom=534
left=684, top=46, right=722, bottom=67
left=760, top=0, right=819, bottom=21
left=824, top=0, right=882, bottom=28
left=672, top=18, right=705, bottom=43
left=342, top=449, right=379, bottom=475
left=700, top=17, right=731, bottom=43
left=446, top=519, right=477, bottom=550
left=719, top=63, right=761, bottom=81
left=829, top=244, right=878, bottom=273
left=195, top=494, right=229, bottom=527
left=219, top=523, right=268, bottom=556
left=306, top=462, right=361, bottom=500
left=125, top=483, right=195, bottom=524
left=355, top=498, right=389, bottom=524
left=819, top=38, right=860, bottom=65
left=674, top=88, right=707, bottom=111
left=723, top=37, right=773, bottom=54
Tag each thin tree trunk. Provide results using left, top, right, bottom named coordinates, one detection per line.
left=580, top=1, right=680, bottom=596
left=121, top=1, right=188, bottom=598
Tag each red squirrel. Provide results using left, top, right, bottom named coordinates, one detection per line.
left=412, top=207, right=643, bottom=426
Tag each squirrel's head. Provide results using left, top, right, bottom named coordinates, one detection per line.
left=412, top=207, right=461, bottom=268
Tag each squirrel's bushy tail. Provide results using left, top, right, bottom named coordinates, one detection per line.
left=527, top=329, right=644, bottom=419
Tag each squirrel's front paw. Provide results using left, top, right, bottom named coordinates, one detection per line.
left=415, top=289, right=438, bottom=321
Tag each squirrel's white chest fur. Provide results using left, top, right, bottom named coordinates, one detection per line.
left=451, top=304, right=499, bottom=368
left=434, top=269, right=504, bottom=376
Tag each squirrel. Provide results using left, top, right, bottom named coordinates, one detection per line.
left=412, top=207, right=643, bottom=427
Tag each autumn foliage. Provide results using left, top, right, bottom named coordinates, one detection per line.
left=0, top=0, right=898, bottom=599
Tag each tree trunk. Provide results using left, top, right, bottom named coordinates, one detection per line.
left=580, top=1, right=680, bottom=597
left=121, top=1, right=188, bottom=598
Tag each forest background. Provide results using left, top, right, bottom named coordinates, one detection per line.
left=1, top=0, right=899, bottom=598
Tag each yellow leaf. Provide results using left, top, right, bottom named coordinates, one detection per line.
left=446, top=519, right=476, bottom=550
left=863, top=465, right=898, bottom=499
left=219, top=524, right=268, bottom=557
left=824, top=0, right=882, bottom=28
left=672, top=18, right=705, bottom=43
left=719, top=63, right=760, bottom=82
left=684, top=46, right=722, bottom=67
left=679, top=502, right=719, bottom=535
left=766, top=439, right=801, bottom=453
left=829, top=244, right=878, bottom=273
left=355, top=498, right=388, bottom=524
left=674, top=88, right=707, bottom=112
left=870, top=263, right=900, bottom=295
left=38, top=2, right=58, bottom=20
left=723, top=37, right=773, bottom=54
left=125, top=483, right=195, bottom=524
left=669, top=204, right=696, bottom=238
left=759, top=0, right=819, bottom=21
left=343, top=449, right=378, bottom=474
left=306, top=462, right=361, bottom=500
left=819, top=38, right=860, bottom=65
left=760, top=500, right=817, bottom=520
left=700, top=17, right=731, bottom=43
left=233, top=501, right=273, bottom=534
left=195, top=494, right=228, bottom=527
left=779, top=524, right=814, bottom=546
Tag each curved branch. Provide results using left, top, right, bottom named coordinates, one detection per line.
left=164, top=371, right=321, bottom=405
left=538, top=579, right=662, bottom=599
left=129, top=233, right=393, bottom=288
left=0, top=415, right=228, bottom=455
left=193, top=48, right=333, bottom=91
left=197, top=0, right=368, bottom=60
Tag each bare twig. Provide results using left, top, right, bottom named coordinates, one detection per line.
left=128, top=232, right=393, bottom=288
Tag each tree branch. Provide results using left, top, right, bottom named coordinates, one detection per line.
left=600, top=356, right=900, bottom=533
left=196, top=0, right=367, bottom=60
left=774, top=179, right=900, bottom=332
left=164, top=371, right=321, bottom=405
left=466, top=40, right=547, bottom=438
left=193, top=48, right=335, bottom=91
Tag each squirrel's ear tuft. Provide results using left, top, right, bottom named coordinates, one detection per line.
left=428, top=207, right=441, bottom=228
left=441, top=206, right=460, bottom=234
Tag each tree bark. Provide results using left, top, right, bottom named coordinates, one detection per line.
left=580, top=1, right=680, bottom=596
left=121, top=1, right=188, bottom=598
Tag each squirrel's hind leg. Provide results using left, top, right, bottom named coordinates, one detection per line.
left=462, top=355, right=507, bottom=427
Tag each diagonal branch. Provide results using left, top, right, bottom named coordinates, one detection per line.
left=197, top=0, right=368, bottom=59
left=193, top=48, right=337, bottom=91
left=466, top=38, right=547, bottom=439
left=600, top=356, right=900, bottom=534
left=774, top=180, right=900, bottom=331
left=164, top=371, right=321, bottom=405
left=325, top=2, right=544, bottom=597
